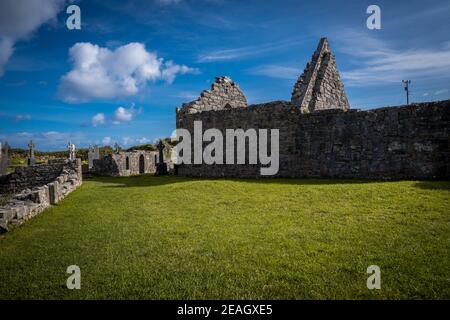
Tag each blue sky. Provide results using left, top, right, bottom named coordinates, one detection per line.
left=0, top=0, right=449, bottom=151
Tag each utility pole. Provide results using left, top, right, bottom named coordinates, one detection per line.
left=402, top=80, right=411, bottom=105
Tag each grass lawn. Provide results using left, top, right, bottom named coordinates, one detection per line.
left=0, top=175, right=449, bottom=300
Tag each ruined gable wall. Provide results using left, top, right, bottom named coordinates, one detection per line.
left=176, top=100, right=450, bottom=179
left=291, top=38, right=350, bottom=113
left=179, top=76, right=247, bottom=114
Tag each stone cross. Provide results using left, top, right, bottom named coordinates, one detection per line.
left=28, top=140, right=36, bottom=166
left=155, top=140, right=168, bottom=175
left=67, top=142, right=76, bottom=161
left=156, top=140, right=165, bottom=164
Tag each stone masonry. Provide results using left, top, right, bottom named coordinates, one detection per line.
left=179, top=76, right=247, bottom=114
left=92, top=150, right=158, bottom=176
left=291, top=38, right=350, bottom=113
left=0, top=158, right=82, bottom=233
left=176, top=100, right=450, bottom=179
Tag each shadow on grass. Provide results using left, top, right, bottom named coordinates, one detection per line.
left=413, top=181, right=450, bottom=191
left=88, top=174, right=384, bottom=189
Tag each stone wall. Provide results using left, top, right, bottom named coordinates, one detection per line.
left=179, top=76, right=247, bottom=114
left=92, top=150, right=158, bottom=176
left=176, top=100, right=450, bottom=179
left=0, top=159, right=82, bottom=232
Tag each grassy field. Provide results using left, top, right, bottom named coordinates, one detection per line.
left=0, top=175, right=449, bottom=300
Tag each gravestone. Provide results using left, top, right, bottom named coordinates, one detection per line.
left=88, top=145, right=100, bottom=169
left=114, top=143, right=120, bottom=154
left=28, top=140, right=36, bottom=166
left=155, top=140, right=168, bottom=175
left=68, top=142, right=76, bottom=161
left=0, top=142, right=10, bottom=175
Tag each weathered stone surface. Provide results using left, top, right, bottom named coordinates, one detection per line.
left=0, top=158, right=82, bottom=233
left=291, top=38, right=350, bottom=113
left=178, top=76, right=247, bottom=114
left=88, top=145, right=100, bottom=169
left=0, top=142, right=10, bottom=175
left=92, top=150, right=158, bottom=177
left=176, top=100, right=450, bottom=179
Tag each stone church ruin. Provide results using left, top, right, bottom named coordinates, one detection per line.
left=176, top=38, right=450, bottom=179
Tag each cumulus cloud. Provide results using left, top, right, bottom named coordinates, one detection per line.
left=92, top=113, right=105, bottom=127
left=113, top=104, right=142, bottom=124
left=0, top=0, right=65, bottom=76
left=102, top=136, right=112, bottom=145
left=59, top=42, right=198, bottom=102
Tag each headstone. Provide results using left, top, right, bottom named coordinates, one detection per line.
left=28, top=140, right=36, bottom=166
left=114, top=143, right=120, bottom=154
left=88, top=145, right=100, bottom=169
left=67, top=142, right=76, bottom=161
left=0, top=142, right=10, bottom=175
left=155, top=140, right=168, bottom=175
left=291, top=37, right=350, bottom=113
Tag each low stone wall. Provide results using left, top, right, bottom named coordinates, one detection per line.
left=0, top=159, right=82, bottom=233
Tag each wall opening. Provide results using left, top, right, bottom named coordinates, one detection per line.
left=154, top=154, right=158, bottom=164
left=139, top=155, right=145, bottom=174
left=125, top=157, right=130, bottom=170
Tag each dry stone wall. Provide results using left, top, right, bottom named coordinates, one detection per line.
left=176, top=100, right=450, bottom=179
left=0, top=159, right=82, bottom=232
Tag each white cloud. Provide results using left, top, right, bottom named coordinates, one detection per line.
left=162, top=61, right=199, bottom=84
left=334, top=30, right=450, bottom=86
left=59, top=42, right=198, bottom=102
left=15, top=114, right=32, bottom=121
left=197, top=39, right=301, bottom=63
left=137, top=137, right=150, bottom=144
left=157, top=0, right=182, bottom=5
left=246, top=65, right=300, bottom=80
left=122, top=137, right=133, bottom=145
left=435, top=89, right=448, bottom=95
left=102, top=137, right=112, bottom=145
left=0, top=0, right=65, bottom=76
left=92, top=113, right=105, bottom=127
left=0, top=130, right=85, bottom=150
left=112, top=105, right=142, bottom=124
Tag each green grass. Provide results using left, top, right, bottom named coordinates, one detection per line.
left=0, top=175, right=449, bottom=300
